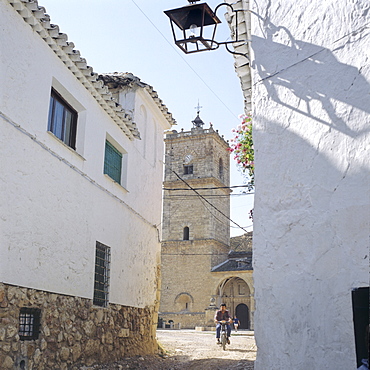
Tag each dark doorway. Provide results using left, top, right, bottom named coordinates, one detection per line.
left=352, top=287, right=369, bottom=368
left=236, top=303, right=249, bottom=329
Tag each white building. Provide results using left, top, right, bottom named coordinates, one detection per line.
left=0, top=0, right=174, bottom=368
left=227, top=0, right=369, bottom=369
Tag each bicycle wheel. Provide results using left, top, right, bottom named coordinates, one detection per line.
left=221, top=332, right=227, bottom=350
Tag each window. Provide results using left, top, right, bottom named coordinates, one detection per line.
left=183, top=226, right=190, bottom=240
left=19, top=308, right=41, bottom=341
left=184, top=165, right=193, bottom=175
left=219, top=158, right=223, bottom=179
left=104, top=141, right=122, bottom=184
left=238, top=283, right=246, bottom=296
left=47, top=88, right=77, bottom=149
left=175, top=293, right=193, bottom=311
left=93, top=241, right=111, bottom=307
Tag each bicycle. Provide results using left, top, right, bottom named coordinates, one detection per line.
left=218, top=320, right=229, bottom=350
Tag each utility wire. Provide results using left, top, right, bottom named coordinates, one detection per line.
left=172, top=171, right=250, bottom=233
left=130, top=0, right=239, bottom=122
left=163, top=185, right=254, bottom=191
left=164, top=193, right=252, bottom=198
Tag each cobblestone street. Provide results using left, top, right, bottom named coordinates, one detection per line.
left=84, top=329, right=256, bottom=370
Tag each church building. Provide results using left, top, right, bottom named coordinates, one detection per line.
left=159, top=112, right=254, bottom=330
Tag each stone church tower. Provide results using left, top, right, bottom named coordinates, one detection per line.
left=160, top=113, right=232, bottom=328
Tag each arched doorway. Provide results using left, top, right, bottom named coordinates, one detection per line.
left=236, top=303, right=249, bottom=329
left=215, top=276, right=252, bottom=328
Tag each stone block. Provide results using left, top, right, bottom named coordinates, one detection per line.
left=1, top=355, right=14, bottom=369
left=34, top=348, right=42, bottom=363
left=59, top=347, right=70, bottom=361
left=41, top=339, right=47, bottom=351
left=57, top=332, right=63, bottom=342
left=0, top=327, right=6, bottom=341
left=71, top=343, right=81, bottom=362
left=2, top=343, right=11, bottom=352
left=0, top=287, right=5, bottom=303
left=6, top=325, right=17, bottom=339
left=104, top=331, right=113, bottom=344
left=117, top=328, right=130, bottom=338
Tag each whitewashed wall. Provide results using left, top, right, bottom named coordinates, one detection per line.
left=0, top=0, right=170, bottom=308
left=250, top=0, right=369, bottom=368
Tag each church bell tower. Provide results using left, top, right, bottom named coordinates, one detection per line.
left=160, top=111, right=231, bottom=328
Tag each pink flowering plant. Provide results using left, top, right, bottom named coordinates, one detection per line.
left=228, top=114, right=254, bottom=190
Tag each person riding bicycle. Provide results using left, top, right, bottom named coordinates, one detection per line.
left=214, top=303, right=232, bottom=345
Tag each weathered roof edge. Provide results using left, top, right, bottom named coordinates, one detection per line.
left=98, top=73, right=176, bottom=127
left=7, top=0, right=140, bottom=140
left=225, top=0, right=252, bottom=112
left=211, top=260, right=229, bottom=272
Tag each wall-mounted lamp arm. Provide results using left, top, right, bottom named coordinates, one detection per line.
left=213, top=3, right=250, bottom=60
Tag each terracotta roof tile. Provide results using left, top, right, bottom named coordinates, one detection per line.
left=7, top=0, right=144, bottom=139
left=98, top=73, right=176, bottom=127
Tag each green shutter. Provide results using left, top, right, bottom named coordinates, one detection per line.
left=104, top=141, right=122, bottom=184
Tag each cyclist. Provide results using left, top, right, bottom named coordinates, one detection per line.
left=214, top=303, right=232, bottom=345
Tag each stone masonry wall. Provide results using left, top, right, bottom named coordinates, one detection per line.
left=159, top=313, right=206, bottom=329
left=0, top=283, right=158, bottom=369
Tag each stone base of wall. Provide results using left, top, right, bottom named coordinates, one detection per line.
left=159, top=312, right=206, bottom=329
left=0, top=283, right=158, bottom=369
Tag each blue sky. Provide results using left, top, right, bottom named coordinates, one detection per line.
left=39, top=0, right=254, bottom=236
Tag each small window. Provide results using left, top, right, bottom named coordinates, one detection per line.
left=184, top=165, right=193, bottom=175
left=183, top=226, right=190, bottom=240
left=104, top=141, right=122, bottom=184
left=93, top=241, right=111, bottom=307
left=47, top=88, right=77, bottom=149
left=238, top=284, right=246, bottom=295
left=175, top=293, right=193, bottom=312
left=19, top=308, right=41, bottom=341
left=219, top=158, right=223, bottom=179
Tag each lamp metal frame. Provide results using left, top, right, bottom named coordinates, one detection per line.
left=164, top=2, right=247, bottom=58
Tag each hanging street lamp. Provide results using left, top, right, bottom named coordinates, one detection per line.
left=164, top=0, right=248, bottom=58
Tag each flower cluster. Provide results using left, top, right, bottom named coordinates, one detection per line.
left=228, top=114, right=254, bottom=189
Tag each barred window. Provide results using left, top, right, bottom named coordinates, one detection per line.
left=19, top=308, right=41, bottom=341
left=47, top=88, right=77, bottom=149
left=93, top=241, right=111, bottom=307
left=104, top=141, right=122, bottom=184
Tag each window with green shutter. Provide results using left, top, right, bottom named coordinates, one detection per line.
left=104, top=141, right=122, bottom=184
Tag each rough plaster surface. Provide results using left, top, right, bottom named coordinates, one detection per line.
left=250, top=0, right=370, bottom=368
left=0, top=0, right=170, bottom=309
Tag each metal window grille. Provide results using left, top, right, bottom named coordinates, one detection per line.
left=104, top=141, right=122, bottom=184
left=184, top=165, right=193, bottom=175
left=19, top=308, right=41, bottom=341
left=93, top=241, right=111, bottom=307
left=47, top=88, right=78, bottom=149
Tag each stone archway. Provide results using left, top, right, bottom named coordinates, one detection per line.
left=216, top=276, right=251, bottom=326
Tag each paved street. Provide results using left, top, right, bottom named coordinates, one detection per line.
left=157, top=329, right=256, bottom=369
left=84, top=329, right=256, bottom=369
